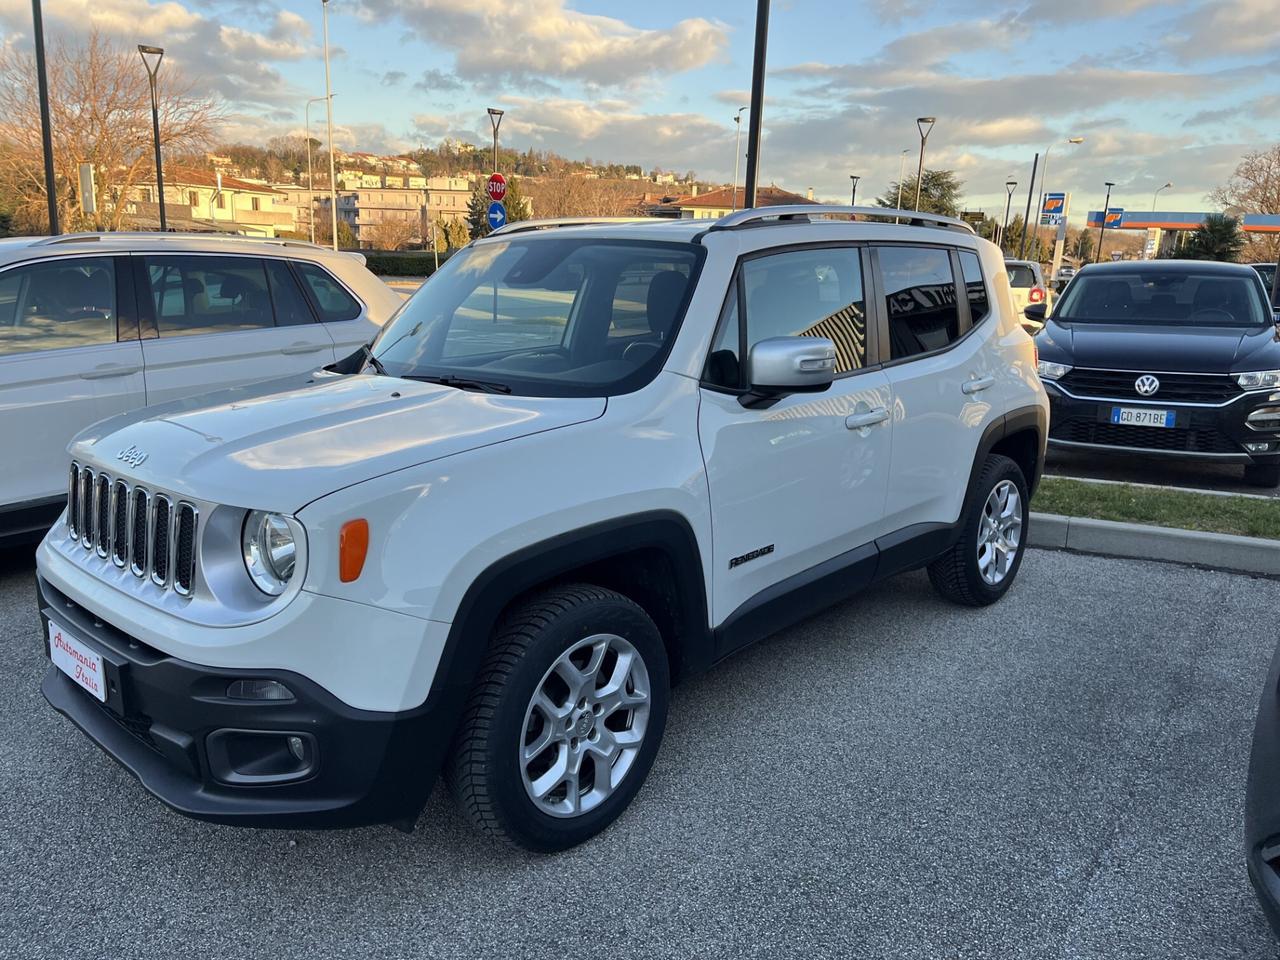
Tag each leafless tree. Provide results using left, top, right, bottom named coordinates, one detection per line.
left=366, top=218, right=416, bottom=251
left=524, top=177, right=642, bottom=219
left=1211, top=144, right=1280, bottom=262
left=0, top=30, right=224, bottom=233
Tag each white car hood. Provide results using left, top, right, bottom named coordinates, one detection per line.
left=70, top=372, right=605, bottom=513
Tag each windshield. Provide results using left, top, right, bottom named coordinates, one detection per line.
left=370, top=237, right=702, bottom=397
left=1006, top=264, right=1037, bottom=288
left=1053, top=271, right=1270, bottom=326
left=1255, top=264, right=1277, bottom=295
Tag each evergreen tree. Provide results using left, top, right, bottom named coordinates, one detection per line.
left=875, top=169, right=964, bottom=217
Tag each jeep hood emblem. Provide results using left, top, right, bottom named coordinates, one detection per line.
left=116, top=444, right=148, bottom=467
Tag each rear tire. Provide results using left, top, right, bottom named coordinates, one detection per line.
left=446, top=583, right=669, bottom=852
left=1244, top=463, right=1280, bottom=488
left=928, top=454, right=1029, bottom=607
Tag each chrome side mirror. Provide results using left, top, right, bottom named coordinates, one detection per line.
left=741, top=336, right=836, bottom=408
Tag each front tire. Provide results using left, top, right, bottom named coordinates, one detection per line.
left=928, top=454, right=1029, bottom=607
left=1244, top=463, right=1280, bottom=488
left=446, top=584, right=669, bottom=852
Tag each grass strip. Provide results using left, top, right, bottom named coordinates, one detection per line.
left=1033, top=476, right=1280, bottom=540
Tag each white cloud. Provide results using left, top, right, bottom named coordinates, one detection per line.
left=352, top=0, right=728, bottom=85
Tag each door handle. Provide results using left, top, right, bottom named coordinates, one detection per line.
left=845, top=407, right=889, bottom=430
left=281, top=342, right=325, bottom=355
left=962, top=376, right=995, bottom=395
left=79, top=364, right=140, bottom=380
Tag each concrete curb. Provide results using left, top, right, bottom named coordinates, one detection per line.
left=1029, top=511, right=1280, bottom=577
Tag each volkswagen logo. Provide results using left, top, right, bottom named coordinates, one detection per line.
left=1134, top=375, right=1160, bottom=397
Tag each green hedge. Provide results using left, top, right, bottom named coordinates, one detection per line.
left=358, top=250, right=456, bottom=278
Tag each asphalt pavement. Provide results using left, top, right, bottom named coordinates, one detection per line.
left=1047, top=446, right=1280, bottom=498
left=1, top=545, right=1276, bottom=959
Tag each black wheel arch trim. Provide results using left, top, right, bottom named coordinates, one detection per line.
left=968, top=403, right=1047, bottom=497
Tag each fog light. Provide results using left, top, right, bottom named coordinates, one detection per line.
left=1246, top=442, right=1275, bottom=453
left=226, top=679, right=294, bottom=701
left=287, top=736, right=307, bottom=762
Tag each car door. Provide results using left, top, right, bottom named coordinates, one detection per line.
left=0, top=255, right=145, bottom=512
left=875, top=244, right=1004, bottom=534
left=135, top=253, right=336, bottom=405
left=697, top=244, right=893, bottom=633
left=292, top=259, right=376, bottom=359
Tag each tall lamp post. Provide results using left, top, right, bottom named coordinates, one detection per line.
left=33, top=0, right=59, bottom=234
left=1096, top=181, right=1115, bottom=263
left=137, top=45, right=166, bottom=232
left=730, top=105, right=747, bottom=210
left=1018, top=153, right=1039, bottom=260
left=1001, top=179, right=1017, bottom=252
left=1036, top=136, right=1084, bottom=250
left=894, top=149, right=908, bottom=222
left=912, top=116, right=936, bottom=211
left=487, top=107, right=504, bottom=173
left=742, top=0, right=770, bottom=209
left=321, top=0, right=339, bottom=249
left=304, top=95, right=328, bottom=244
left=1152, top=181, right=1172, bottom=211
left=849, top=174, right=861, bottom=206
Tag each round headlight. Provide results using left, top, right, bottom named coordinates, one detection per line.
left=242, top=510, right=297, bottom=596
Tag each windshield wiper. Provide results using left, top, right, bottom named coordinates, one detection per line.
left=405, top=374, right=512, bottom=395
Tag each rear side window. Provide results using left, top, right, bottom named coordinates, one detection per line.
left=294, top=262, right=361, bottom=322
left=959, top=251, right=990, bottom=324
left=0, top=257, right=118, bottom=357
left=877, top=246, right=961, bottom=360
left=264, top=260, right=315, bottom=327
left=143, top=255, right=274, bottom=338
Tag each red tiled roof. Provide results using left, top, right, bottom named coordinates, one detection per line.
left=670, top=185, right=816, bottom=209
left=161, top=168, right=286, bottom=195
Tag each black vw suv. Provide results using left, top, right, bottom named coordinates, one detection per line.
left=1029, top=260, right=1280, bottom=486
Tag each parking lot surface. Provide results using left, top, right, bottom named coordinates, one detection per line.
left=0, top=545, right=1275, bottom=959
left=1048, top=446, right=1279, bottom=498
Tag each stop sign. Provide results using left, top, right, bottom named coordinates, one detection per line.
left=486, top=173, right=507, bottom=203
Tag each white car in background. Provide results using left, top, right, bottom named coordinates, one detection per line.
left=1005, top=259, right=1051, bottom=331
left=0, top=233, right=402, bottom=545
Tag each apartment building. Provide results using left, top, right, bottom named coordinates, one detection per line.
left=126, top=169, right=297, bottom=237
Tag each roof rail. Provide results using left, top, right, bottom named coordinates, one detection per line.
left=32, top=232, right=331, bottom=250
left=487, top=217, right=656, bottom=237
left=709, top=204, right=975, bottom=235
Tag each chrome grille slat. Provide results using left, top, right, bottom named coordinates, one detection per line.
left=65, top=462, right=198, bottom=598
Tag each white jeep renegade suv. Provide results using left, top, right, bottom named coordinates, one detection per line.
left=35, top=207, right=1047, bottom=851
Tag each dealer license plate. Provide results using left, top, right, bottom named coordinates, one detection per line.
left=1111, top=407, right=1175, bottom=428
left=47, top=619, right=106, bottom=702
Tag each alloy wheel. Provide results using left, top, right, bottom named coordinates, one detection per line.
left=977, top=479, right=1022, bottom=585
left=519, top=633, right=651, bottom=818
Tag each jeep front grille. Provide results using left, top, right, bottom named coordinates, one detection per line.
left=68, top=462, right=198, bottom=596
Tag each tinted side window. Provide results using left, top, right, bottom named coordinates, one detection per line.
left=743, top=248, right=867, bottom=375
left=144, top=256, right=274, bottom=338
left=878, top=246, right=961, bottom=360
left=0, top=257, right=117, bottom=357
left=959, top=251, right=990, bottom=324
left=295, top=262, right=361, bottom=322
left=264, top=259, right=315, bottom=327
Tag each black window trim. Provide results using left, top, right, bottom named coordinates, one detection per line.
left=957, top=247, right=993, bottom=329
left=263, top=257, right=320, bottom=327
left=869, top=241, right=984, bottom=370
left=699, top=239, right=883, bottom=396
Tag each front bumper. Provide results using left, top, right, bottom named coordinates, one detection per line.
left=1044, top=381, right=1280, bottom=465
left=37, top=573, right=445, bottom=829
left=1247, top=637, right=1280, bottom=937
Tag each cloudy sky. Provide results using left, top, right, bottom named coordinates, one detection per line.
left=2, top=0, right=1277, bottom=225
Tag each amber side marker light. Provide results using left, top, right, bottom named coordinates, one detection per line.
left=339, top=519, right=369, bottom=583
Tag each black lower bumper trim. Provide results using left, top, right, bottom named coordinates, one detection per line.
left=38, top=573, right=445, bottom=829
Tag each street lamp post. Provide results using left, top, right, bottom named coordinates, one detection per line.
left=1036, top=136, right=1083, bottom=250
left=487, top=107, right=504, bottom=174
left=321, top=0, right=339, bottom=249
left=730, top=105, right=747, bottom=211
left=1096, top=181, right=1115, bottom=263
left=849, top=174, right=861, bottom=206
left=304, top=95, right=328, bottom=244
left=33, top=0, right=58, bottom=234
left=1152, top=181, right=1172, bottom=211
left=894, top=149, right=908, bottom=222
left=1018, top=153, right=1039, bottom=260
left=137, top=45, right=166, bottom=232
left=1001, top=179, right=1017, bottom=252
left=913, top=117, right=936, bottom=211
left=742, top=0, right=770, bottom=209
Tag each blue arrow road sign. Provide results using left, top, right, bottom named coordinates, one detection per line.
left=487, top=201, right=507, bottom=231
